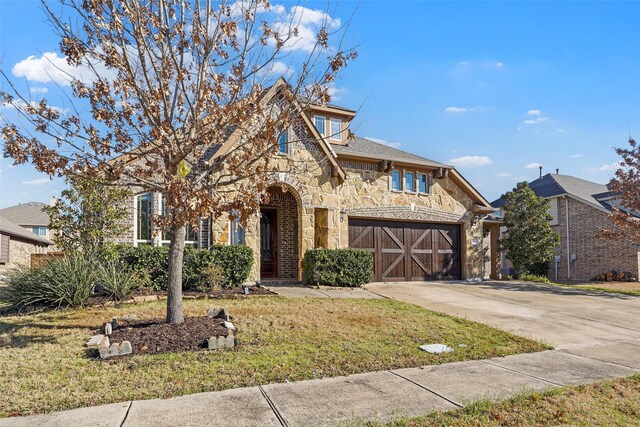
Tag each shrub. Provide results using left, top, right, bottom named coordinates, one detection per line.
left=194, top=265, right=226, bottom=292
left=527, top=261, right=550, bottom=277
left=209, top=244, right=254, bottom=287
left=115, top=245, right=169, bottom=290
left=115, top=244, right=253, bottom=290
left=3, top=254, right=98, bottom=310
left=302, top=249, right=373, bottom=287
left=520, top=273, right=551, bottom=284
left=96, top=261, right=148, bottom=301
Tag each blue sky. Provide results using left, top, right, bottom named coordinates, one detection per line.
left=1, top=1, right=640, bottom=207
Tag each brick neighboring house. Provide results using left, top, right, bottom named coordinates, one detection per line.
left=0, top=202, right=52, bottom=241
left=492, top=173, right=640, bottom=282
left=114, top=85, right=496, bottom=283
left=0, top=215, right=52, bottom=272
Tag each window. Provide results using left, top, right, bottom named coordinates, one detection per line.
left=160, top=196, right=198, bottom=247
left=418, top=173, right=430, bottom=194
left=32, top=226, right=47, bottom=236
left=277, top=128, right=288, bottom=154
left=135, top=193, right=153, bottom=245
left=405, top=172, right=415, bottom=192
left=549, top=198, right=559, bottom=225
left=329, top=118, right=342, bottom=141
left=391, top=170, right=401, bottom=190
left=314, top=115, right=326, bottom=136
left=229, top=219, right=244, bottom=245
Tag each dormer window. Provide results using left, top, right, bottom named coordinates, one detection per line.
left=277, top=128, right=288, bottom=154
left=314, top=115, right=326, bottom=137
left=405, top=172, right=415, bottom=192
left=329, top=118, right=342, bottom=141
left=391, top=170, right=401, bottom=191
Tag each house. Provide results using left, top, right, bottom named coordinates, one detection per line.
left=0, top=202, right=52, bottom=240
left=115, top=91, right=496, bottom=283
left=0, top=215, right=52, bottom=272
left=492, top=173, right=640, bottom=282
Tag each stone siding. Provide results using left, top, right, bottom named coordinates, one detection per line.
left=0, top=237, right=48, bottom=272
left=552, top=197, right=640, bottom=281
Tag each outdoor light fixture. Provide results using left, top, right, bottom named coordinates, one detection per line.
left=339, top=210, right=346, bottom=222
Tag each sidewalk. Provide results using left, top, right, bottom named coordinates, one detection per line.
left=1, top=346, right=638, bottom=427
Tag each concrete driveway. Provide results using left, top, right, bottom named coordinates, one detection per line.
left=365, top=281, right=640, bottom=354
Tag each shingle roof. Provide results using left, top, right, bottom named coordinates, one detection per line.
left=0, top=202, right=50, bottom=226
left=491, top=173, right=612, bottom=211
left=0, top=215, right=51, bottom=245
left=332, top=136, right=450, bottom=169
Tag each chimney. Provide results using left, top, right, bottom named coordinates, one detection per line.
left=556, top=168, right=559, bottom=175
left=539, top=166, right=542, bottom=179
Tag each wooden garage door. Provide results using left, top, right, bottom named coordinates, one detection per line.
left=348, top=219, right=461, bottom=282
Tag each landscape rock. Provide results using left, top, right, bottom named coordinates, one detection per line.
left=86, top=334, right=109, bottom=349
left=100, top=343, right=121, bottom=358
left=119, top=314, right=138, bottom=322
left=419, top=344, right=454, bottom=354
left=207, top=308, right=230, bottom=321
left=223, top=321, right=236, bottom=331
left=217, top=336, right=226, bottom=348
left=119, top=341, right=132, bottom=355
left=225, top=335, right=235, bottom=348
left=104, top=323, right=112, bottom=335
left=208, top=337, right=219, bottom=350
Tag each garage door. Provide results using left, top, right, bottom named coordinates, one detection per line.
left=348, top=219, right=461, bottom=282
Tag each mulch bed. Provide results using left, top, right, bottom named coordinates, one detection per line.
left=87, top=285, right=275, bottom=307
left=107, top=316, right=230, bottom=356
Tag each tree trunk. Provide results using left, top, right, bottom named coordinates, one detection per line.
left=166, top=225, right=186, bottom=324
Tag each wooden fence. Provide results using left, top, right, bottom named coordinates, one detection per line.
left=31, top=252, right=65, bottom=268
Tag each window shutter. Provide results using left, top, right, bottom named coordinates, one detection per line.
left=0, top=235, right=9, bottom=264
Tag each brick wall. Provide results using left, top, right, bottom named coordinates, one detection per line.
left=553, top=197, right=640, bottom=281
left=262, top=187, right=299, bottom=279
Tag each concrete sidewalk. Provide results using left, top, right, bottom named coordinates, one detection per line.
left=1, top=347, right=638, bottom=427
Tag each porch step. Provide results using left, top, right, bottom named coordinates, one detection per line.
left=258, top=279, right=303, bottom=286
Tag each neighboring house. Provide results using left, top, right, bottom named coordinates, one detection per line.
left=115, top=87, right=495, bottom=283
left=0, top=202, right=52, bottom=240
left=0, top=215, right=52, bottom=272
left=492, top=173, right=640, bottom=282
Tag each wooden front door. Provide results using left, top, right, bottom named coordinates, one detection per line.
left=349, top=219, right=461, bottom=282
left=260, top=209, right=278, bottom=278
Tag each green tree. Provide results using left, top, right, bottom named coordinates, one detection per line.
left=499, top=182, right=560, bottom=276
left=45, top=176, right=131, bottom=257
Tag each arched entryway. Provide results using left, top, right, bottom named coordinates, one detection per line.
left=259, top=186, right=301, bottom=281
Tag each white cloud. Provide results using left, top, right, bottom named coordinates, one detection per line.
left=327, top=84, right=345, bottom=101
left=495, top=172, right=511, bottom=178
left=527, top=109, right=542, bottom=116
left=523, top=116, right=549, bottom=125
left=364, top=136, right=401, bottom=149
left=496, top=62, right=504, bottom=68
left=444, top=106, right=481, bottom=113
left=272, top=6, right=341, bottom=53
left=569, top=154, right=582, bottom=159
left=556, top=128, right=565, bottom=133
left=12, top=51, right=116, bottom=86
left=22, top=177, right=51, bottom=186
left=591, top=161, right=623, bottom=172
left=228, top=1, right=286, bottom=17
left=29, top=87, right=49, bottom=94
left=525, top=162, right=543, bottom=169
left=1, top=99, right=67, bottom=115
left=448, top=156, right=493, bottom=168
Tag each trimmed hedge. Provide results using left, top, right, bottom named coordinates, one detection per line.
left=115, top=244, right=253, bottom=290
left=302, top=248, right=373, bottom=287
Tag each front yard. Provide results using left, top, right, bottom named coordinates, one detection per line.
left=0, top=297, right=548, bottom=417
left=374, top=374, right=640, bottom=427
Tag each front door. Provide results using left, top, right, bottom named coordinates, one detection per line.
left=260, top=209, right=278, bottom=278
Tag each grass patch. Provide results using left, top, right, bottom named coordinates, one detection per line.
left=517, top=277, right=640, bottom=297
left=370, top=374, right=640, bottom=426
left=0, top=297, right=548, bottom=417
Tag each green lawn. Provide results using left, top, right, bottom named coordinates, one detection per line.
left=520, top=277, right=640, bottom=297
left=0, top=297, right=548, bottom=417
left=372, top=374, right=640, bottom=427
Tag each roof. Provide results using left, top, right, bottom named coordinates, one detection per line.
left=491, top=173, right=615, bottom=212
left=332, top=136, right=451, bottom=169
left=0, top=202, right=50, bottom=226
left=0, top=215, right=52, bottom=245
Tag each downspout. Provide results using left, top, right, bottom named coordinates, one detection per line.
left=564, top=196, right=571, bottom=280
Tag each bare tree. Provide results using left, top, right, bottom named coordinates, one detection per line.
left=601, top=137, right=640, bottom=243
left=1, top=0, right=356, bottom=323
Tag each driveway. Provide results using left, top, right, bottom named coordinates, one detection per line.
left=365, top=281, right=640, bottom=356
